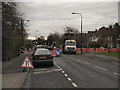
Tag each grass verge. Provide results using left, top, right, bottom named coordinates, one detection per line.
left=94, top=52, right=120, bottom=58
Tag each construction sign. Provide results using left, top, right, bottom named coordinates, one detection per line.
left=56, top=50, right=60, bottom=55
left=21, top=56, right=33, bottom=68
left=50, top=50, right=56, bottom=57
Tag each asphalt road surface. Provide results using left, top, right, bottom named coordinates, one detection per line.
left=31, top=54, right=118, bottom=88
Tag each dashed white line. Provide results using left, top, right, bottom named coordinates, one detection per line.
left=81, top=61, right=90, bottom=65
left=114, top=72, right=120, bottom=76
left=57, top=66, right=60, bottom=69
left=62, top=71, right=65, bottom=73
left=64, top=74, right=68, bottom=77
left=72, top=83, right=78, bottom=88
left=70, top=57, right=91, bottom=65
left=94, top=65, right=107, bottom=71
left=55, top=61, right=78, bottom=88
left=67, top=78, right=72, bottom=81
left=59, top=68, right=62, bottom=71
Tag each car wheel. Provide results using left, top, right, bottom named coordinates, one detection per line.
left=74, top=52, right=76, bottom=55
left=50, top=63, right=54, bottom=67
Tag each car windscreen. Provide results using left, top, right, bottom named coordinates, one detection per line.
left=34, top=50, right=50, bottom=55
left=66, top=41, right=76, bottom=46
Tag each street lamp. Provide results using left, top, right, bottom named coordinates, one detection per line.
left=72, top=12, right=83, bottom=54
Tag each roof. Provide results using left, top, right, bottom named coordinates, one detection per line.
left=36, top=48, right=48, bottom=51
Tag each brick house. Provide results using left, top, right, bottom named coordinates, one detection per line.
left=87, top=23, right=120, bottom=48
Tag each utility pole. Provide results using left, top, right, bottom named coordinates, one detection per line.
left=21, top=19, right=24, bottom=50
left=21, top=19, right=30, bottom=50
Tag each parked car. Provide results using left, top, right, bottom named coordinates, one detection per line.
left=32, top=48, right=54, bottom=67
left=47, top=46, right=53, bottom=50
left=33, top=45, right=46, bottom=54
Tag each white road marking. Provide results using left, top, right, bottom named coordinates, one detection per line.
left=64, top=74, right=68, bottom=77
left=33, top=69, right=60, bottom=74
left=81, top=61, right=90, bottom=65
left=71, top=57, right=80, bottom=61
left=94, top=65, right=107, bottom=71
left=67, top=78, right=72, bottom=81
left=72, top=83, right=78, bottom=87
left=57, top=66, right=60, bottom=69
left=62, top=71, right=65, bottom=73
left=69, top=57, right=91, bottom=65
left=34, top=69, right=47, bottom=72
left=59, top=68, right=62, bottom=71
left=54, top=61, right=78, bottom=88
left=114, top=72, right=120, bottom=76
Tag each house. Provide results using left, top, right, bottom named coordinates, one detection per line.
left=87, top=23, right=120, bottom=48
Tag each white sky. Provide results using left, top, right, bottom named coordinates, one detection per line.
left=17, top=1, right=118, bottom=40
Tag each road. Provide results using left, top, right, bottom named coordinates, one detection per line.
left=31, top=54, right=118, bottom=88
left=2, top=51, right=118, bottom=88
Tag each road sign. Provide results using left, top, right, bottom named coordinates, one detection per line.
left=56, top=50, right=60, bottom=55
left=21, top=56, right=33, bottom=68
left=20, top=49, right=24, bottom=53
left=50, top=50, right=56, bottom=56
left=59, top=49, right=62, bottom=52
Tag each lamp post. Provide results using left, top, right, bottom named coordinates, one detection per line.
left=72, top=12, right=83, bottom=54
left=93, top=33, right=96, bottom=56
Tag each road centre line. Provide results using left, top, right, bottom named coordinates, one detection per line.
left=55, top=61, right=78, bottom=88
left=67, top=78, right=72, bottom=81
left=71, top=57, right=81, bottom=61
left=94, top=65, right=107, bottom=71
left=57, top=66, right=60, bottom=69
left=62, top=71, right=65, bottom=73
left=81, top=61, right=90, bottom=65
left=70, top=57, right=91, bottom=65
left=59, top=68, right=62, bottom=71
left=114, top=72, right=120, bottom=76
left=72, top=83, right=78, bottom=88
left=64, top=74, right=68, bottom=77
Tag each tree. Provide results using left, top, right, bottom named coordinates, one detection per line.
left=2, top=2, right=28, bottom=61
left=47, top=32, right=61, bottom=46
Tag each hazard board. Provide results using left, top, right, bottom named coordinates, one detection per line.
left=21, top=56, right=33, bottom=68
left=50, top=50, right=56, bottom=56
left=56, top=50, right=60, bottom=55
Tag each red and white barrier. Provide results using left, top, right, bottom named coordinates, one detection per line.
left=20, top=49, right=24, bottom=53
left=50, top=50, right=56, bottom=56
left=76, top=48, right=120, bottom=53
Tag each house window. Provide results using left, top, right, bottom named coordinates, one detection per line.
left=116, top=44, right=120, bottom=48
left=108, top=36, right=110, bottom=41
left=111, top=36, right=112, bottom=40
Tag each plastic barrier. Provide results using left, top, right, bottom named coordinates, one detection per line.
left=89, top=48, right=94, bottom=53
left=76, top=48, right=81, bottom=53
left=20, top=49, right=24, bottom=53
left=50, top=50, right=56, bottom=56
left=110, top=48, right=120, bottom=52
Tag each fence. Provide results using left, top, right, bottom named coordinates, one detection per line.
left=76, top=48, right=120, bottom=53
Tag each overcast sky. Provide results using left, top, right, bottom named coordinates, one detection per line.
left=19, top=2, right=118, bottom=40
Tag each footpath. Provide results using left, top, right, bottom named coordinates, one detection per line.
left=2, top=51, right=32, bottom=88
left=83, top=53, right=119, bottom=64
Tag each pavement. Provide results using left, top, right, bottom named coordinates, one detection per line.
left=2, top=72, right=27, bottom=88
left=2, top=51, right=32, bottom=88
